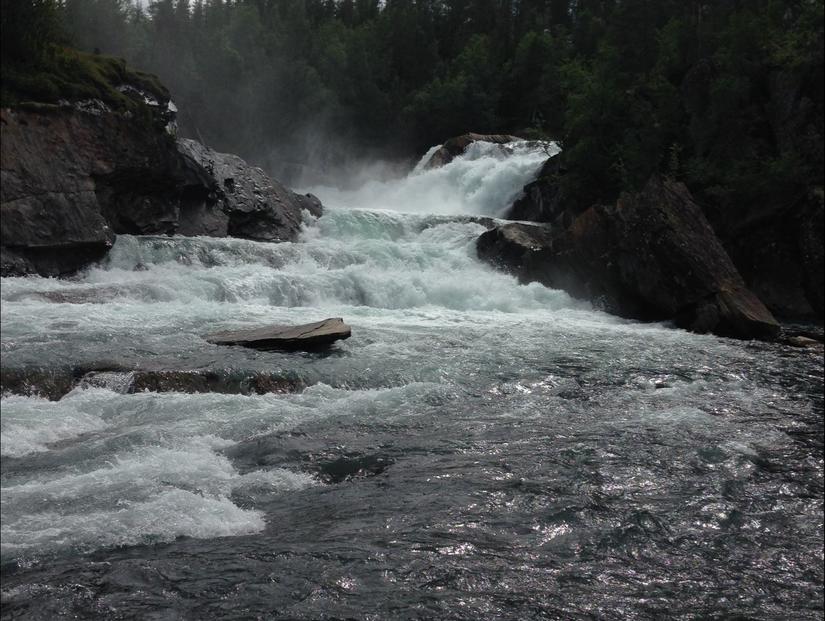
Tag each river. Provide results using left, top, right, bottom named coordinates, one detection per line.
left=1, top=143, right=822, bottom=619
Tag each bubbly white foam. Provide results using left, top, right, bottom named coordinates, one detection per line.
left=0, top=395, right=109, bottom=457
left=0, top=430, right=316, bottom=558
left=1, top=489, right=265, bottom=557
left=0, top=211, right=582, bottom=314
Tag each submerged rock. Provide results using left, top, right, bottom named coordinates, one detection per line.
left=423, top=132, right=524, bottom=169
left=0, top=367, right=78, bottom=401
left=0, top=365, right=307, bottom=400
left=478, top=176, right=780, bottom=340
left=83, top=369, right=306, bottom=395
left=206, top=318, right=352, bottom=351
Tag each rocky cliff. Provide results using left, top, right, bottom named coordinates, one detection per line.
left=1, top=95, right=321, bottom=277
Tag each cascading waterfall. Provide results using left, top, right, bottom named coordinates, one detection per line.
left=0, top=140, right=821, bottom=619
left=306, top=139, right=559, bottom=216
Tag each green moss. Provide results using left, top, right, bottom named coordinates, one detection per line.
left=0, top=46, right=169, bottom=111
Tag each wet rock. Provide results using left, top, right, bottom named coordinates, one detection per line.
left=311, top=452, right=394, bottom=484
left=784, top=336, right=821, bottom=348
left=81, top=369, right=306, bottom=395
left=505, top=155, right=570, bottom=226
left=0, top=104, right=169, bottom=276
left=423, top=132, right=524, bottom=169
left=417, top=214, right=498, bottom=232
left=1, top=365, right=307, bottom=400
left=478, top=176, right=780, bottom=340
left=0, top=367, right=77, bottom=401
left=176, top=138, right=323, bottom=242
left=206, top=318, right=351, bottom=351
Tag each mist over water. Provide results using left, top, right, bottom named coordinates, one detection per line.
left=1, top=141, right=822, bottom=619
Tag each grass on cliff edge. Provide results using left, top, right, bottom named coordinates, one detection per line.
left=0, top=46, right=169, bottom=111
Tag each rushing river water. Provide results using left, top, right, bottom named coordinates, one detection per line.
left=1, top=143, right=823, bottom=619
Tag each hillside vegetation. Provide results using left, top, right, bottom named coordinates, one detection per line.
left=2, top=1, right=823, bottom=215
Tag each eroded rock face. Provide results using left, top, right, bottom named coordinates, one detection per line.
left=176, top=138, right=323, bottom=242
left=1, top=102, right=323, bottom=277
left=478, top=176, right=780, bottom=340
left=506, top=155, right=570, bottom=225
left=423, top=132, right=524, bottom=169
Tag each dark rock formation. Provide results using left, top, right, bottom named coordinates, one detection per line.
left=0, top=365, right=307, bottom=400
left=423, top=132, right=523, bottom=169
left=0, top=366, right=79, bottom=401
left=1, top=99, right=322, bottom=277
left=504, top=65, right=824, bottom=320
left=478, top=176, right=780, bottom=340
left=82, top=369, right=306, bottom=396
left=206, top=318, right=351, bottom=351
left=176, top=138, right=323, bottom=242
left=506, top=155, right=570, bottom=225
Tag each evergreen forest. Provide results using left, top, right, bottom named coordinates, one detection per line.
left=2, top=0, right=823, bottom=214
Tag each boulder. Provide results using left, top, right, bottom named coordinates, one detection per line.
left=206, top=318, right=351, bottom=351
left=423, top=132, right=523, bottom=169
left=478, top=176, right=780, bottom=340
left=175, top=138, right=323, bottom=242
left=505, top=155, right=570, bottom=225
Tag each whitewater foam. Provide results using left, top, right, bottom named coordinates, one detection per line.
left=306, top=140, right=558, bottom=216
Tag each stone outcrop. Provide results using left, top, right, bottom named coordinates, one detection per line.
left=478, top=176, right=780, bottom=340
left=1, top=98, right=322, bottom=277
left=175, top=139, right=322, bottom=241
left=423, top=132, right=523, bottom=169
left=206, top=318, right=351, bottom=351
left=506, top=154, right=823, bottom=321
left=506, top=155, right=569, bottom=225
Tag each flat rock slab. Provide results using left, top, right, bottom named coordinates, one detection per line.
left=206, top=318, right=351, bottom=351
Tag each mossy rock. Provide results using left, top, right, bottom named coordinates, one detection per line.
left=1, top=46, right=169, bottom=112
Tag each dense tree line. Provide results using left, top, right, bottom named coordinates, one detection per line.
left=2, top=0, right=823, bottom=212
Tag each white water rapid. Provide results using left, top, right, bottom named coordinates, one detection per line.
left=1, top=141, right=822, bottom=620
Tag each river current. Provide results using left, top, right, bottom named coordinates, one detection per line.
left=1, top=143, right=822, bottom=619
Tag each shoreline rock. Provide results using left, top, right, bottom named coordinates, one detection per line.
left=478, top=176, right=781, bottom=340
left=506, top=159, right=823, bottom=322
